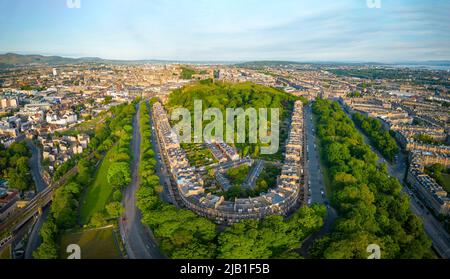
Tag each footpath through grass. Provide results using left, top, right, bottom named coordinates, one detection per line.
left=80, top=147, right=115, bottom=224
left=59, top=226, right=121, bottom=259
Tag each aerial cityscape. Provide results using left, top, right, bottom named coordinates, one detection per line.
left=0, top=0, right=450, bottom=268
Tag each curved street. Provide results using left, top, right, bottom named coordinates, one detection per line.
left=23, top=140, right=49, bottom=258
left=26, top=140, right=47, bottom=193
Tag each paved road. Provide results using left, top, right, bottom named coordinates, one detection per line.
left=243, top=159, right=264, bottom=189
left=1, top=161, right=81, bottom=256
left=149, top=104, right=173, bottom=204
left=304, top=104, right=327, bottom=205
left=26, top=140, right=47, bottom=193
left=342, top=106, right=450, bottom=259
left=24, top=206, right=49, bottom=259
left=10, top=216, right=36, bottom=259
left=298, top=103, right=338, bottom=257
left=22, top=140, right=49, bottom=258
left=119, top=102, right=164, bottom=259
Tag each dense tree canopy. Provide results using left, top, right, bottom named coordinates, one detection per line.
left=180, top=67, right=196, bottom=79
left=107, top=162, right=131, bottom=189
left=166, top=81, right=303, bottom=160
left=137, top=100, right=325, bottom=259
left=34, top=102, right=136, bottom=258
left=0, top=142, right=34, bottom=192
left=218, top=205, right=325, bottom=259
left=352, top=112, right=399, bottom=161
left=309, top=99, right=432, bottom=259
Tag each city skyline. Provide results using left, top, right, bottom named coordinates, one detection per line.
left=1, top=0, right=449, bottom=62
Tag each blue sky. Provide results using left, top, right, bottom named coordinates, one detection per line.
left=0, top=0, right=449, bottom=62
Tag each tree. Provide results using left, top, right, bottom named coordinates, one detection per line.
left=15, top=156, right=29, bottom=173
left=76, top=158, right=91, bottom=185
left=32, top=241, right=58, bottom=259
left=112, top=189, right=123, bottom=202
left=8, top=142, right=28, bottom=156
left=105, top=201, right=124, bottom=219
left=107, top=162, right=131, bottom=189
left=352, top=112, right=399, bottom=161
left=325, top=142, right=350, bottom=166
left=51, top=190, right=78, bottom=229
left=312, top=99, right=432, bottom=259
left=7, top=170, right=28, bottom=191
left=40, top=219, right=58, bottom=242
left=136, top=186, right=159, bottom=212
left=171, top=242, right=217, bottom=259
left=90, top=212, right=107, bottom=228
left=218, top=221, right=272, bottom=259
left=171, top=229, right=194, bottom=246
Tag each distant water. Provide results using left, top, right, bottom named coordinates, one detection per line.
left=390, top=64, right=450, bottom=71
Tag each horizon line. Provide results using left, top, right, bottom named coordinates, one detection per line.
left=1, top=52, right=450, bottom=65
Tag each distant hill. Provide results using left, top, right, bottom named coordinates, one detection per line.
left=395, top=61, right=450, bottom=67
left=0, top=53, right=107, bottom=68
left=0, top=53, right=234, bottom=68
left=237, top=60, right=450, bottom=68
left=236, top=61, right=308, bottom=68
left=0, top=53, right=174, bottom=68
left=1, top=53, right=449, bottom=68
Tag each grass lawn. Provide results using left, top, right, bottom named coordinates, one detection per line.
left=80, top=147, right=115, bottom=224
left=181, top=143, right=216, bottom=167
left=440, top=173, right=450, bottom=193
left=226, top=164, right=250, bottom=186
left=425, top=167, right=450, bottom=194
left=59, top=114, right=106, bottom=137
left=0, top=244, right=11, bottom=259
left=59, top=226, right=121, bottom=259
left=75, top=115, right=105, bottom=132
left=256, top=164, right=281, bottom=188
